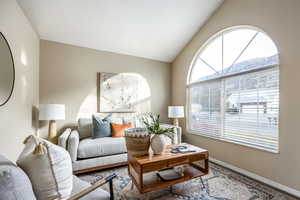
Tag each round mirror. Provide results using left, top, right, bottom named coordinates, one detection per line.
left=0, top=32, right=15, bottom=107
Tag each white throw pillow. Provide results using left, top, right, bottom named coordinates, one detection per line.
left=17, top=135, right=73, bottom=200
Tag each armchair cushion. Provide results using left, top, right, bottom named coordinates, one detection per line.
left=17, top=136, right=73, bottom=200
left=0, top=154, right=36, bottom=200
left=71, top=175, right=110, bottom=200
left=78, top=137, right=127, bottom=159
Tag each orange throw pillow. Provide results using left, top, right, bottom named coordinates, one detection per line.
left=111, top=122, right=134, bottom=137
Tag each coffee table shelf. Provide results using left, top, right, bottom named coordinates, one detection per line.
left=141, top=164, right=206, bottom=193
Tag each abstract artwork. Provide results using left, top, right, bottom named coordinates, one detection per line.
left=97, top=72, right=151, bottom=113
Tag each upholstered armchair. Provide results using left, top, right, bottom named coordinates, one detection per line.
left=0, top=154, right=116, bottom=200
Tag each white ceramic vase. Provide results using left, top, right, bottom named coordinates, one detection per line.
left=151, top=134, right=171, bottom=155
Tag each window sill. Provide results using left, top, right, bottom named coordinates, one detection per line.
left=187, top=129, right=279, bottom=154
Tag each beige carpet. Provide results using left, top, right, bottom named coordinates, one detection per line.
left=79, top=162, right=297, bottom=200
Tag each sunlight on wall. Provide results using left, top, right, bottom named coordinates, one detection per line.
left=77, top=88, right=97, bottom=119
left=21, top=49, right=27, bottom=66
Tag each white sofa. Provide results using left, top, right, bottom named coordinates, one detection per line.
left=58, top=117, right=182, bottom=174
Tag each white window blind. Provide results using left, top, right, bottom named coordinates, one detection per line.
left=189, top=81, right=221, bottom=137
left=223, top=68, right=279, bottom=151
left=187, top=27, right=279, bottom=152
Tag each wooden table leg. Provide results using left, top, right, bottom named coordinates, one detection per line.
left=139, top=164, right=143, bottom=192
left=204, top=158, right=209, bottom=174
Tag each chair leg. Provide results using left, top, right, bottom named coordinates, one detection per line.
left=109, top=179, right=114, bottom=200
left=131, top=181, right=134, bottom=190
left=200, top=177, right=205, bottom=189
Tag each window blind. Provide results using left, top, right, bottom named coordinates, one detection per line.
left=189, top=81, right=222, bottom=137
left=223, top=68, right=279, bottom=151
left=188, top=67, right=279, bottom=152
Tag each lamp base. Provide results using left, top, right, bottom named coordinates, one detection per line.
left=173, top=118, right=179, bottom=127
left=48, top=120, right=57, bottom=144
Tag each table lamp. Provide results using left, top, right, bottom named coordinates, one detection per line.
left=39, top=104, right=65, bottom=143
left=168, top=106, right=184, bottom=127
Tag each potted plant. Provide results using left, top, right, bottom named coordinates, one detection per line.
left=142, top=113, right=174, bottom=154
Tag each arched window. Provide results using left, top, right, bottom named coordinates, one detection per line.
left=187, top=26, right=279, bottom=152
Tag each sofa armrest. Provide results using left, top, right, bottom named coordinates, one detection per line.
left=68, top=130, right=80, bottom=162
left=58, top=128, right=72, bottom=149
left=160, top=124, right=182, bottom=144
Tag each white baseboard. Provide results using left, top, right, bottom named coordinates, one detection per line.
left=210, top=157, right=300, bottom=198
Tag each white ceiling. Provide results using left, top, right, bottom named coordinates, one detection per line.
left=17, top=0, right=223, bottom=62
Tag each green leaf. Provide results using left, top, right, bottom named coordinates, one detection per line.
left=142, top=113, right=175, bottom=137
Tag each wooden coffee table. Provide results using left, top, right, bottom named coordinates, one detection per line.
left=128, top=143, right=209, bottom=194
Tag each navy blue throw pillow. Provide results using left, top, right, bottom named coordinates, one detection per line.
left=92, top=114, right=112, bottom=138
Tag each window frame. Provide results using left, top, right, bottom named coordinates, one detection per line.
left=186, top=26, right=280, bottom=153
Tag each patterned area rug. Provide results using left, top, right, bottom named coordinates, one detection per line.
left=78, top=162, right=296, bottom=200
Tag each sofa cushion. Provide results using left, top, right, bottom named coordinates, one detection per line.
left=71, top=175, right=110, bottom=200
left=92, top=114, right=112, bottom=138
left=111, top=122, right=133, bottom=137
left=78, top=116, right=123, bottom=139
left=78, top=137, right=127, bottom=159
left=72, top=154, right=127, bottom=171
left=17, top=135, right=73, bottom=200
left=0, top=154, right=36, bottom=200
left=78, top=118, right=93, bottom=139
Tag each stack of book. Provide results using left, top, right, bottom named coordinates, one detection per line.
left=157, top=168, right=183, bottom=181
left=171, top=145, right=196, bottom=153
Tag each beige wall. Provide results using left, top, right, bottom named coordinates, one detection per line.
left=172, top=0, right=300, bottom=191
left=40, top=40, right=171, bottom=137
left=0, top=0, right=39, bottom=161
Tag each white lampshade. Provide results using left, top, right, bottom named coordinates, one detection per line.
left=39, top=104, right=65, bottom=121
left=168, top=106, right=184, bottom=118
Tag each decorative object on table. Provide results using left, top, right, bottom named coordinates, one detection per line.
left=111, top=122, right=134, bottom=137
left=92, top=114, right=112, bottom=138
left=0, top=32, right=15, bottom=107
left=171, top=145, right=196, bottom=153
left=168, top=106, right=184, bottom=127
left=97, top=72, right=151, bottom=113
left=17, top=135, right=73, bottom=200
left=142, top=113, right=174, bottom=155
left=124, top=128, right=150, bottom=157
left=39, top=104, right=65, bottom=143
left=157, top=168, right=184, bottom=181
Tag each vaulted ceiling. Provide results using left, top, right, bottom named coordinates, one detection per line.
left=17, top=0, right=223, bottom=62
